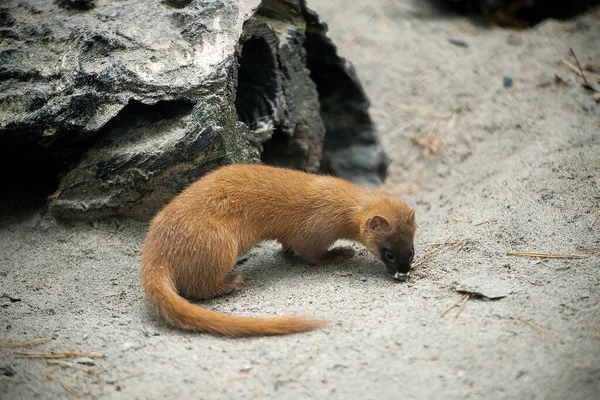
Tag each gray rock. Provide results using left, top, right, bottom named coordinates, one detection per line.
left=0, top=0, right=388, bottom=220
left=455, top=274, right=512, bottom=299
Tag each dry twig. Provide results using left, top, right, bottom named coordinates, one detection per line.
left=0, top=337, right=50, bottom=348
left=59, top=379, right=87, bottom=398
left=563, top=59, right=600, bottom=84
left=412, top=280, right=452, bottom=287
left=592, top=208, right=600, bottom=226
left=15, top=351, right=103, bottom=359
left=433, top=114, right=457, bottom=151
left=412, top=235, right=452, bottom=267
left=224, top=373, right=256, bottom=383
left=583, top=62, right=600, bottom=73
left=413, top=236, right=471, bottom=268
left=507, top=252, right=587, bottom=259
left=587, top=323, right=600, bottom=339
left=577, top=247, right=600, bottom=255
left=275, top=348, right=319, bottom=380
left=48, top=361, right=100, bottom=375
left=519, top=318, right=546, bottom=337
left=40, top=365, right=62, bottom=380
left=452, top=210, right=472, bottom=223
left=292, top=348, right=319, bottom=379
left=569, top=48, right=594, bottom=88
left=397, top=107, right=453, bottom=119
left=411, top=114, right=457, bottom=153
left=441, top=294, right=469, bottom=318
left=409, top=355, right=440, bottom=361
left=455, top=294, right=470, bottom=318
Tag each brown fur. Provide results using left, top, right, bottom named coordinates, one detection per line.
left=140, top=163, right=417, bottom=337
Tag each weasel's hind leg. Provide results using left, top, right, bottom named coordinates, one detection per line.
left=175, top=225, right=243, bottom=300
left=221, top=273, right=245, bottom=293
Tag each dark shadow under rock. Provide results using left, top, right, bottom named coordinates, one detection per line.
left=441, top=0, right=600, bottom=26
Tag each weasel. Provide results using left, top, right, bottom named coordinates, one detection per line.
left=141, top=163, right=416, bottom=337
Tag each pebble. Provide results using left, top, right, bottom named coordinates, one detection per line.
left=506, top=34, right=523, bottom=46
left=72, top=357, right=96, bottom=366
left=448, top=38, right=468, bottom=48
left=122, top=342, right=136, bottom=351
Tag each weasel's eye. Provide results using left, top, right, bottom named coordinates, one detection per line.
left=384, top=250, right=395, bottom=262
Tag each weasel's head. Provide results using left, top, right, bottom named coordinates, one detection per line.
left=361, top=202, right=417, bottom=282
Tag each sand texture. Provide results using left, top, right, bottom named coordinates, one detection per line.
left=1, top=1, right=599, bottom=399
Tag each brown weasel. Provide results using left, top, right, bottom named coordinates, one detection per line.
left=141, top=163, right=416, bottom=337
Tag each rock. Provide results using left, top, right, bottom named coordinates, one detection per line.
left=448, top=38, right=468, bottom=48
left=0, top=0, right=388, bottom=220
left=1, top=366, right=16, bottom=377
left=506, top=33, right=523, bottom=46
left=455, top=274, right=511, bottom=299
left=72, top=357, right=96, bottom=366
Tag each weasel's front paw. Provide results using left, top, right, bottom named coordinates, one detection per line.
left=224, top=274, right=245, bottom=291
left=324, top=246, right=355, bottom=264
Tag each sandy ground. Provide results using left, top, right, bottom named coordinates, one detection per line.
left=1, top=1, right=599, bottom=399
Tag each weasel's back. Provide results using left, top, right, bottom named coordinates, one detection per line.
left=183, top=164, right=359, bottom=209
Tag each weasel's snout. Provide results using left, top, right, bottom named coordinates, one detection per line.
left=393, top=271, right=410, bottom=281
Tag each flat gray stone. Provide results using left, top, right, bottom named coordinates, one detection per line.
left=455, top=274, right=511, bottom=299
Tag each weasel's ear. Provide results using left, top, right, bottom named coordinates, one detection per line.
left=365, top=215, right=391, bottom=232
left=407, top=209, right=416, bottom=224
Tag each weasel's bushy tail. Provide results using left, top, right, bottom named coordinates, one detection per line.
left=141, top=263, right=326, bottom=337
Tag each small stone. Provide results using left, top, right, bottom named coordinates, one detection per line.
left=256, top=349, right=268, bottom=357
left=455, top=274, right=511, bottom=299
left=122, top=342, right=136, bottom=351
left=1, top=366, right=15, bottom=377
left=448, top=38, right=468, bottom=48
left=332, top=364, right=348, bottom=370
left=72, top=357, right=96, bottom=366
left=503, top=76, right=513, bottom=88
left=506, top=34, right=523, bottom=46
left=141, top=328, right=159, bottom=337
left=572, top=19, right=590, bottom=32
